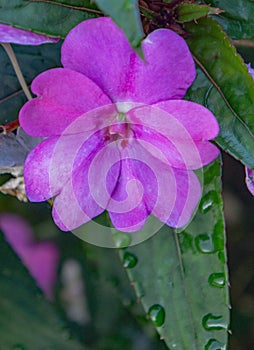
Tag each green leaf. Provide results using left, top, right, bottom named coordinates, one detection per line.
left=0, top=42, right=61, bottom=124
left=0, top=232, right=85, bottom=349
left=94, top=0, right=144, bottom=48
left=176, top=3, right=222, bottom=23
left=185, top=17, right=254, bottom=168
left=0, top=0, right=98, bottom=38
left=186, top=66, right=254, bottom=169
left=119, top=159, right=230, bottom=349
left=204, top=0, right=254, bottom=39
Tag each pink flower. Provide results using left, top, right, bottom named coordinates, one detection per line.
left=19, top=18, right=219, bottom=233
left=0, top=23, right=59, bottom=45
left=0, top=213, right=59, bottom=300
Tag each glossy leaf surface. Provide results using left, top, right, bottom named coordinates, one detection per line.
left=185, top=17, right=254, bottom=168
left=0, top=0, right=97, bottom=38
left=120, top=159, right=230, bottom=349
left=204, top=0, right=254, bottom=39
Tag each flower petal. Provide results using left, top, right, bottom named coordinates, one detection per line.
left=153, top=168, right=201, bottom=228
left=24, top=129, right=105, bottom=201
left=245, top=166, right=254, bottom=196
left=52, top=178, right=104, bottom=231
left=108, top=159, right=153, bottom=232
left=61, top=17, right=195, bottom=104
left=52, top=131, right=122, bottom=231
left=106, top=140, right=176, bottom=231
left=19, top=68, right=112, bottom=137
left=0, top=24, right=59, bottom=45
left=154, top=100, right=219, bottom=140
left=128, top=103, right=219, bottom=169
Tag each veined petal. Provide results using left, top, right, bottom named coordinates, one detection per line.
left=128, top=104, right=219, bottom=169
left=153, top=168, right=201, bottom=228
left=19, top=68, right=112, bottom=137
left=24, top=129, right=106, bottom=202
left=0, top=24, right=59, bottom=45
left=107, top=140, right=177, bottom=231
left=61, top=17, right=195, bottom=104
left=53, top=137, right=122, bottom=231
left=154, top=100, right=219, bottom=140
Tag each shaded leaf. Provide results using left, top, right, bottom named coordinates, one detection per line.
left=0, top=231, right=85, bottom=349
left=0, top=41, right=61, bottom=124
left=94, top=0, right=144, bottom=48
left=0, top=0, right=98, bottom=38
left=185, top=17, right=254, bottom=168
left=186, top=67, right=254, bottom=168
left=204, top=0, right=254, bottom=39
left=120, top=159, right=230, bottom=349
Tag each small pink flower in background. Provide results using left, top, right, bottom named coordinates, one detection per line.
left=0, top=213, right=59, bottom=300
left=0, top=23, right=59, bottom=45
left=19, top=17, right=219, bottom=233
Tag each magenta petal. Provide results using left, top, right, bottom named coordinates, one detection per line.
left=245, top=166, right=254, bottom=195
left=61, top=17, right=195, bottom=104
left=24, top=138, right=59, bottom=202
left=108, top=159, right=152, bottom=232
left=52, top=131, right=121, bottom=231
left=52, top=178, right=103, bottom=231
left=19, top=68, right=112, bottom=137
left=107, top=140, right=175, bottom=231
left=129, top=104, right=217, bottom=169
left=153, top=168, right=201, bottom=228
left=0, top=24, right=59, bottom=45
left=24, top=132, right=94, bottom=202
left=154, top=100, right=219, bottom=140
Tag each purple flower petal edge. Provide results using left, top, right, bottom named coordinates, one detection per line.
left=0, top=23, right=59, bottom=45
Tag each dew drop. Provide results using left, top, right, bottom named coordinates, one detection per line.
left=202, top=313, right=228, bottom=331
left=195, top=233, right=214, bottom=254
left=205, top=338, right=226, bottom=350
left=148, top=304, right=165, bottom=327
left=199, top=191, right=218, bottom=214
left=208, top=273, right=226, bottom=288
left=123, top=251, right=138, bottom=268
left=113, top=232, right=131, bottom=248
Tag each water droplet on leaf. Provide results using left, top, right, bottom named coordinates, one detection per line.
left=205, top=338, right=226, bottom=350
left=199, top=191, right=217, bottom=213
left=195, top=233, right=214, bottom=253
left=208, top=273, right=226, bottom=288
left=202, top=313, right=227, bottom=331
left=113, top=232, right=131, bottom=248
left=123, top=251, right=138, bottom=268
left=148, top=304, right=165, bottom=327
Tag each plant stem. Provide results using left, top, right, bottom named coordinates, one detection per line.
left=1, top=43, right=32, bottom=100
